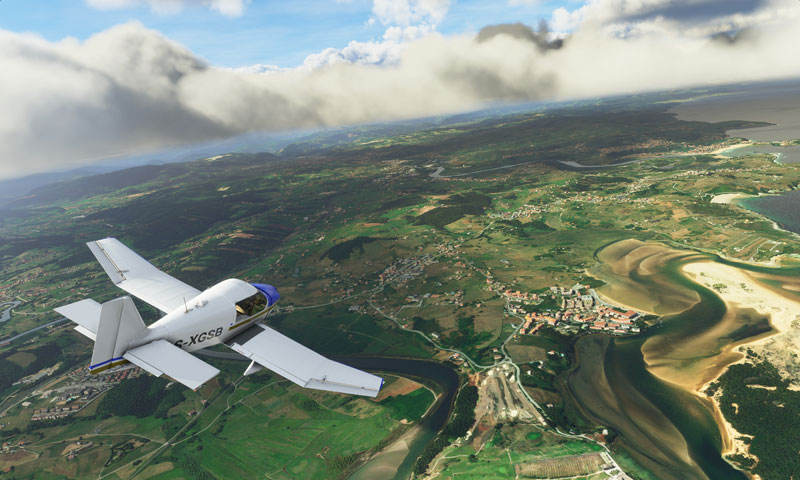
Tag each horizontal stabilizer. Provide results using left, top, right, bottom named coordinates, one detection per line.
left=226, top=324, right=383, bottom=397
left=87, top=238, right=201, bottom=313
left=124, top=340, right=219, bottom=390
left=55, top=299, right=102, bottom=340
left=74, top=326, right=97, bottom=341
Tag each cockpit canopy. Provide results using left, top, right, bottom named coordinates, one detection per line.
left=235, top=291, right=267, bottom=317
left=202, top=279, right=279, bottom=320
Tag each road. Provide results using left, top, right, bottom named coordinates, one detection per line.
left=0, top=318, right=68, bottom=344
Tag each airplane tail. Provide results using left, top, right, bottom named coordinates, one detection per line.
left=89, top=296, right=147, bottom=373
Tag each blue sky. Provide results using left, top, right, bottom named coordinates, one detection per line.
left=0, top=0, right=568, bottom=67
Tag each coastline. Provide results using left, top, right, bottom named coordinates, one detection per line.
left=595, top=290, right=660, bottom=316
left=710, top=191, right=800, bottom=246
left=677, top=261, right=800, bottom=471
left=710, top=142, right=753, bottom=157
left=710, top=192, right=751, bottom=205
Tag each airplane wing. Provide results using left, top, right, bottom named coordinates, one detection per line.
left=225, top=324, right=383, bottom=397
left=87, top=238, right=201, bottom=314
left=124, top=340, right=219, bottom=390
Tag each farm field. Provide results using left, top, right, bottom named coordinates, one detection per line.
left=1, top=83, right=799, bottom=478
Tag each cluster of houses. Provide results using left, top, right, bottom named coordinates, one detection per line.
left=509, top=284, right=642, bottom=337
left=28, top=366, right=139, bottom=422
left=501, top=289, right=540, bottom=304
left=12, top=364, right=61, bottom=386
left=405, top=290, right=464, bottom=307
left=379, top=254, right=437, bottom=285
left=30, top=404, right=81, bottom=422
left=587, top=307, right=641, bottom=334
left=488, top=203, right=547, bottom=220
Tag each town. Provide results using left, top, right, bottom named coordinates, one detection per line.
left=493, top=281, right=643, bottom=338
left=20, top=366, right=140, bottom=422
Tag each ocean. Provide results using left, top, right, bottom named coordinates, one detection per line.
left=722, top=145, right=800, bottom=164
left=738, top=190, right=800, bottom=236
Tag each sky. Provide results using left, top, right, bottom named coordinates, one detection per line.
left=0, top=0, right=564, bottom=68
left=1, top=0, right=799, bottom=179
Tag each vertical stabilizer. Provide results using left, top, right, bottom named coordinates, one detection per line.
left=90, top=296, right=147, bottom=373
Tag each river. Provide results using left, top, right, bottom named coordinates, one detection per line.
left=566, top=240, right=789, bottom=480
left=0, top=301, right=21, bottom=323
left=197, top=349, right=461, bottom=480
left=336, top=356, right=460, bottom=480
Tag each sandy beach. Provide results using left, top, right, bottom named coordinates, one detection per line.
left=349, top=426, right=418, bottom=480
left=682, top=262, right=800, bottom=337
left=709, top=142, right=753, bottom=156
left=680, top=261, right=800, bottom=463
left=710, top=193, right=751, bottom=204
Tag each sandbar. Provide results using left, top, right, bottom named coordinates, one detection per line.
left=679, top=261, right=800, bottom=464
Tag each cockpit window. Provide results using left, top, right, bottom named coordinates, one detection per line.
left=235, top=292, right=267, bottom=317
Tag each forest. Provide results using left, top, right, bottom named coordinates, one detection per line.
left=712, top=360, right=799, bottom=478
left=97, top=374, right=186, bottom=419
left=413, top=384, right=479, bottom=474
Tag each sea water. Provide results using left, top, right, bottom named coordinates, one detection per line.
left=721, top=145, right=800, bottom=164
left=738, top=190, right=800, bottom=236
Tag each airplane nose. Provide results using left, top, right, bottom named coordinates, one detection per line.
left=251, top=283, right=280, bottom=306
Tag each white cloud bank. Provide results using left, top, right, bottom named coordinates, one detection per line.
left=1, top=0, right=800, bottom=178
left=303, top=0, right=452, bottom=70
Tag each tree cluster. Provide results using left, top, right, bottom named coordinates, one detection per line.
left=413, top=385, right=479, bottom=474
left=97, top=375, right=185, bottom=418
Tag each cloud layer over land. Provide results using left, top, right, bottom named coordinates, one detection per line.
left=1, top=0, right=799, bottom=178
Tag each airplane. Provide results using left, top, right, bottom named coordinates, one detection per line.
left=54, top=238, right=383, bottom=396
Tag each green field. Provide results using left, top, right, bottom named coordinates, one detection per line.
left=1, top=85, right=799, bottom=478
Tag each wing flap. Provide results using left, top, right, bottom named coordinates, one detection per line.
left=87, top=238, right=201, bottom=313
left=226, top=325, right=383, bottom=397
left=124, top=340, right=219, bottom=390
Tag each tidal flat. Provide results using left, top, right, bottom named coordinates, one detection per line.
left=570, top=239, right=800, bottom=480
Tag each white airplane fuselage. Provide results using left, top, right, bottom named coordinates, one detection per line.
left=138, top=279, right=275, bottom=353
left=58, top=237, right=381, bottom=395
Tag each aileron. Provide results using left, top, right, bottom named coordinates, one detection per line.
left=227, top=324, right=383, bottom=397
left=87, top=238, right=201, bottom=313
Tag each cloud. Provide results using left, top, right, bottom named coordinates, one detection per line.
left=551, top=6, right=585, bottom=33
left=1, top=0, right=800, bottom=179
left=476, top=22, right=564, bottom=51
left=508, top=0, right=543, bottom=5
left=611, top=0, right=769, bottom=24
left=549, top=0, right=782, bottom=38
left=371, top=0, right=451, bottom=27
left=292, top=0, right=450, bottom=71
left=226, top=63, right=286, bottom=75
left=85, top=0, right=246, bottom=17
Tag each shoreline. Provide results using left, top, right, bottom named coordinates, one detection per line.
left=710, top=192, right=752, bottom=205
left=677, top=261, right=800, bottom=469
left=710, top=142, right=753, bottom=157
left=350, top=425, right=420, bottom=480
left=595, top=290, right=661, bottom=317
left=709, top=190, right=800, bottom=248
